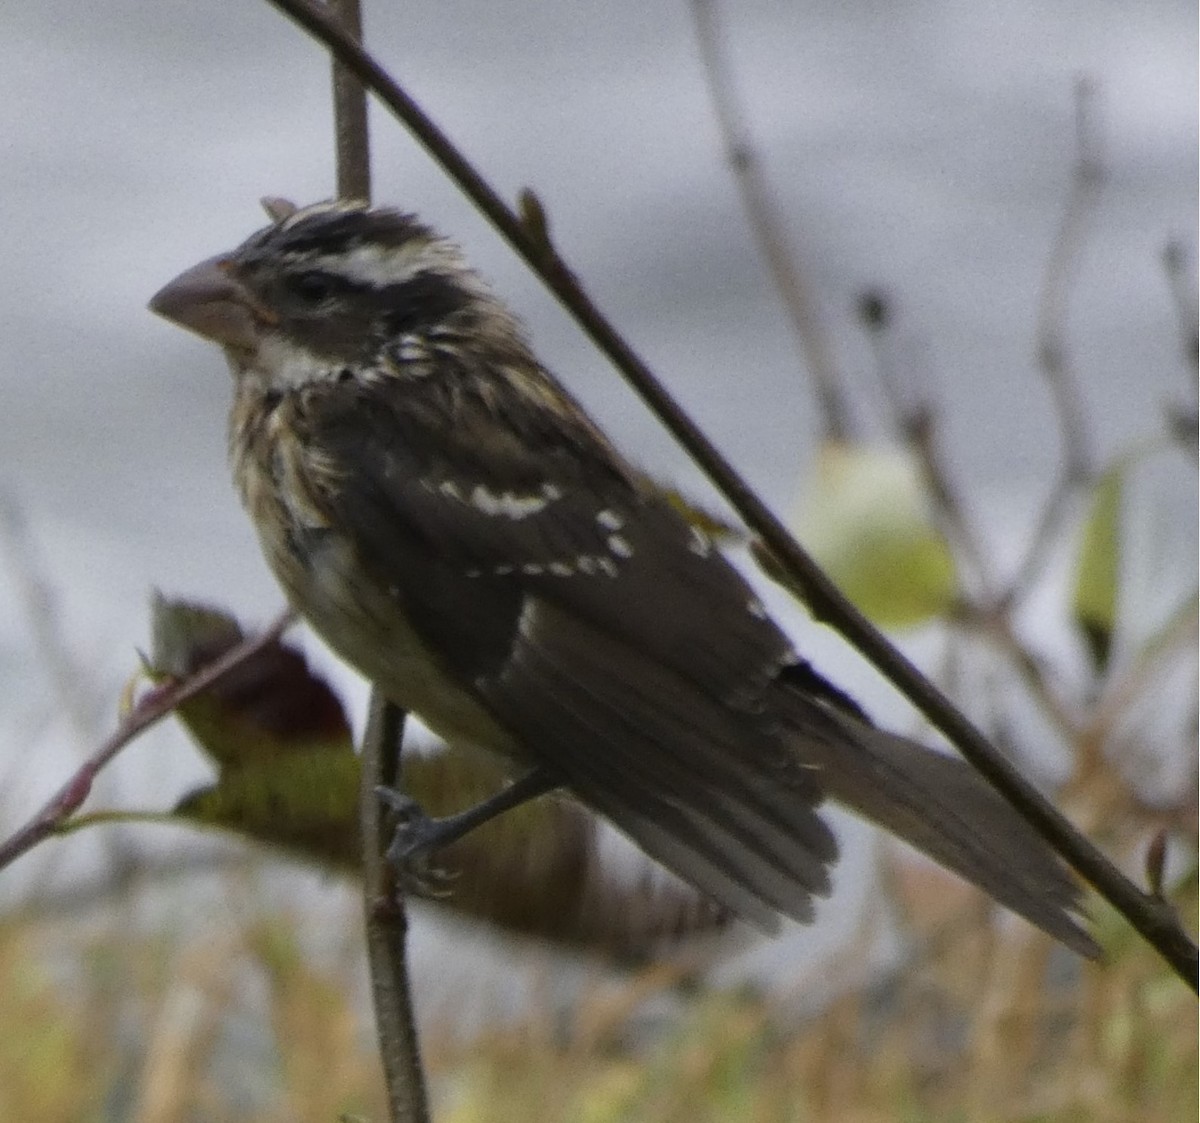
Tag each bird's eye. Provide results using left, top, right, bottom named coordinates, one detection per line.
left=287, top=271, right=338, bottom=304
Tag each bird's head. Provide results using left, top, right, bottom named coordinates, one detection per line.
left=149, top=199, right=504, bottom=391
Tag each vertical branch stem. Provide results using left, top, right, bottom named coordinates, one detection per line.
left=329, top=0, right=372, bottom=201
left=359, top=691, right=429, bottom=1122
left=324, top=2, right=427, bottom=1117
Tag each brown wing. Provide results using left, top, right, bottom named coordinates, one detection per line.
left=301, top=374, right=838, bottom=929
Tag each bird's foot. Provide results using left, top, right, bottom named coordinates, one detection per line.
left=376, top=786, right=458, bottom=898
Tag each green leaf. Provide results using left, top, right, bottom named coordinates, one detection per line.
left=149, top=593, right=351, bottom=768
left=792, top=443, right=957, bottom=628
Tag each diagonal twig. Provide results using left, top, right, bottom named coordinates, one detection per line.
left=0, top=608, right=295, bottom=873
left=688, top=0, right=852, bottom=441
left=1000, top=77, right=1103, bottom=610
left=261, top=0, right=1198, bottom=989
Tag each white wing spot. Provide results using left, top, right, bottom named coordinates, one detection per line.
left=521, top=563, right=544, bottom=576
left=542, top=483, right=564, bottom=501
left=548, top=562, right=574, bottom=577
left=595, top=509, right=624, bottom=531
left=576, top=555, right=598, bottom=576
left=747, top=597, right=767, bottom=619
left=606, top=534, right=633, bottom=558
left=439, top=480, right=463, bottom=500
left=395, top=335, right=429, bottom=363
left=596, top=558, right=619, bottom=577
left=464, top=568, right=482, bottom=579
left=470, top=485, right=551, bottom=520
left=688, top=526, right=712, bottom=557
left=493, top=564, right=514, bottom=576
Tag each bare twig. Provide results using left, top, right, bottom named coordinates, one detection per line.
left=1001, top=77, right=1105, bottom=608
left=1161, top=240, right=1199, bottom=376
left=329, top=0, right=371, bottom=202
left=856, top=293, right=996, bottom=598
left=0, top=608, right=294, bottom=872
left=1035, top=76, right=1101, bottom=480
left=0, top=495, right=133, bottom=882
left=955, top=603, right=1082, bottom=748
left=688, top=0, right=852, bottom=441
left=261, top=0, right=1198, bottom=988
left=1090, top=593, right=1199, bottom=737
left=861, top=323, right=1087, bottom=790
left=1161, top=241, right=1200, bottom=451
left=359, top=692, right=429, bottom=1123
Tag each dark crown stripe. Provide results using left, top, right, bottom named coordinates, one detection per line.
left=245, top=207, right=434, bottom=259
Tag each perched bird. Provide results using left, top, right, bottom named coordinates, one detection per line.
left=150, top=199, right=1096, bottom=954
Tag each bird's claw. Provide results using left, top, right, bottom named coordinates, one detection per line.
left=375, top=785, right=458, bottom=899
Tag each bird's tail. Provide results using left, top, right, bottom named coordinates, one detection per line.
left=778, top=677, right=1099, bottom=958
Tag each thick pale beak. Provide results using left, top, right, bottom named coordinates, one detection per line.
left=149, top=255, right=265, bottom=351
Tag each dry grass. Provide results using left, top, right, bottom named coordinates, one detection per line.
left=1, top=868, right=1193, bottom=1123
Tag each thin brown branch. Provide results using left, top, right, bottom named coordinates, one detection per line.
left=1091, top=593, right=1199, bottom=738
left=952, top=604, right=1083, bottom=749
left=329, top=0, right=371, bottom=201
left=907, top=409, right=995, bottom=595
left=1161, top=241, right=1200, bottom=453
left=323, top=4, right=426, bottom=1116
left=360, top=691, right=429, bottom=1123
left=1002, top=77, right=1105, bottom=608
left=261, top=0, right=1198, bottom=988
left=688, top=0, right=852, bottom=441
left=0, top=608, right=294, bottom=873
left=857, top=294, right=995, bottom=597
left=1035, top=76, right=1102, bottom=480
left=0, top=495, right=137, bottom=884
left=1161, top=240, right=1199, bottom=376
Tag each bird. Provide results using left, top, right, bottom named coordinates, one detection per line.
left=149, top=198, right=1096, bottom=955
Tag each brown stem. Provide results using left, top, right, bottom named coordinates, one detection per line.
left=359, top=690, right=429, bottom=1123
left=0, top=609, right=295, bottom=872
left=688, top=0, right=852, bottom=442
left=322, top=3, right=427, bottom=1117
left=329, top=0, right=371, bottom=202
left=1161, top=239, right=1199, bottom=377
left=857, top=304, right=995, bottom=597
left=1002, top=77, right=1104, bottom=609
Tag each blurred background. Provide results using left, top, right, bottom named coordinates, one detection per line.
left=1, top=1, right=1196, bottom=1119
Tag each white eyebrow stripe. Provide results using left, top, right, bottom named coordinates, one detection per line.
left=305, top=240, right=465, bottom=287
